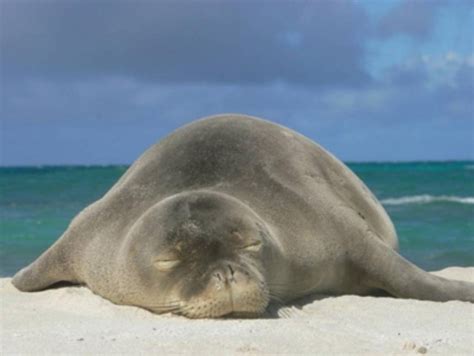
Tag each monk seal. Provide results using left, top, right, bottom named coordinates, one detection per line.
left=12, top=114, right=474, bottom=318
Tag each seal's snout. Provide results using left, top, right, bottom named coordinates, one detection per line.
left=177, top=262, right=268, bottom=318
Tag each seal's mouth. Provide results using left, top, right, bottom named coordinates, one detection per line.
left=175, top=275, right=269, bottom=319
left=177, top=299, right=268, bottom=319
left=145, top=276, right=269, bottom=318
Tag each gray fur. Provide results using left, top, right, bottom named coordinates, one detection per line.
left=12, top=114, right=474, bottom=318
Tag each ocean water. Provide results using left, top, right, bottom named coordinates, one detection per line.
left=1, top=161, right=473, bottom=277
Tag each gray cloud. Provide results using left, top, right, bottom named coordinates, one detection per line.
left=380, top=54, right=474, bottom=122
left=377, top=0, right=442, bottom=39
left=1, top=0, right=369, bottom=86
left=3, top=52, right=473, bottom=165
left=1, top=0, right=473, bottom=165
left=377, top=0, right=474, bottom=40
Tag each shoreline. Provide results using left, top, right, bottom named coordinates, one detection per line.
left=1, top=267, right=473, bottom=354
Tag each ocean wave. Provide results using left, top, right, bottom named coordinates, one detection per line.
left=381, top=195, right=474, bottom=205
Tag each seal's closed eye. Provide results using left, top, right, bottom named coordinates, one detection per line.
left=232, top=231, right=261, bottom=252
left=242, top=241, right=262, bottom=252
left=154, top=258, right=181, bottom=271
left=153, top=251, right=181, bottom=272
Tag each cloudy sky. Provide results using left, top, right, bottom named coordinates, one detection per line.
left=1, top=0, right=473, bottom=165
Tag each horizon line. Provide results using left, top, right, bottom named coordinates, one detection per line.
left=1, top=159, right=473, bottom=169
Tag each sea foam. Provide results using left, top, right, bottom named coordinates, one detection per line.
left=381, top=195, right=474, bottom=205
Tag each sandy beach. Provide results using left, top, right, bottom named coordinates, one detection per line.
left=1, top=267, right=473, bottom=355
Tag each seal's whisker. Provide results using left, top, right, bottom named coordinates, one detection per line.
left=150, top=307, right=181, bottom=315
left=276, top=308, right=291, bottom=319
left=174, top=303, right=198, bottom=317
left=144, top=302, right=179, bottom=307
left=140, top=300, right=183, bottom=314
left=145, top=303, right=181, bottom=310
left=267, top=286, right=290, bottom=296
left=268, top=293, right=285, bottom=304
left=141, top=305, right=178, bottom=314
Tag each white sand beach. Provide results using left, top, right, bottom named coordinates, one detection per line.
left=1, top=267, right=473, bottom=355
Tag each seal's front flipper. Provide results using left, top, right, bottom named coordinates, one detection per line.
left=353, top=233, right=474, bottom=302
left=12, top=243, right=77, bottom=292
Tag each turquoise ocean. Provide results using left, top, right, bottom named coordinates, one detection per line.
left=1, top=161, right=473, bottom=277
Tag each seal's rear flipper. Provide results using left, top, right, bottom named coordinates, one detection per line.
left=12, top=243, right=77, bottom=292
left=354, top=232, right=474, bottom=302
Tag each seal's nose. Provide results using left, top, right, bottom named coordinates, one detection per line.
left=213, top=264, right=238, bottom=285
left=227, top=264, right=236, bottom=283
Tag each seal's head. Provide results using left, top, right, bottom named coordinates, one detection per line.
left=121, top=190, right=275, bottom=318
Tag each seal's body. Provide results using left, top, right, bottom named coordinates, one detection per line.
left=13, top=114, right=474, bottom=318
